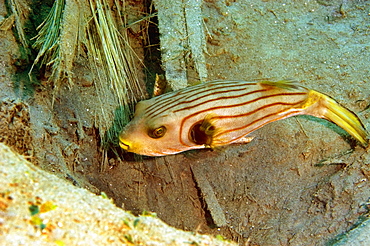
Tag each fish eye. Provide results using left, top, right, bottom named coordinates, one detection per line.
left=148, top=126, right=167, bottom=139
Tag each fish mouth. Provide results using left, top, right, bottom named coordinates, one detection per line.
left=119, top=140, right=130, bottom=151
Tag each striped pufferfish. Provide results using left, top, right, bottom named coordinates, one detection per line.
left=119, top=80, right=368, bottom=156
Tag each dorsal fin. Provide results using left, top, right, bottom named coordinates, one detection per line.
left=152, top=74, right=171, bottom=97
left=260, top=79, right=302, bottom=90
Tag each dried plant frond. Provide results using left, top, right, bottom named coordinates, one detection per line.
left=8, top=0, right=30, bottom=55
left=30, top=0, right=80, bottom=89
left=86, top=0, right=145, bottom=147
left=30, top=0, right=64, bottom=81
left=53, top=0, right=81, bottom=86
left=124, top=12, right=158, bottom=29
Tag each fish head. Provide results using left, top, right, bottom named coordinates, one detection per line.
left=119, top=99, right=199, bottom=156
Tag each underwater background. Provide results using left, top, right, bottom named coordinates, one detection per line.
left=0, top=0, right=369, bottom=245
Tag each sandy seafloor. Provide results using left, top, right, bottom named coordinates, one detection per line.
left=0, top=0, right=370, bottom=245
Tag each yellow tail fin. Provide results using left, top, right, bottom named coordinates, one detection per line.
left=306, top=90, right=368, bottom=146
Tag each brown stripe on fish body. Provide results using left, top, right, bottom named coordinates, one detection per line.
left=144, top=81, right=236, bottom=115
left=172, top=88, right=267, bottom=114
left=148, top=85, right=263, bottom=120
left=212, top=109, right=305, bottom=146
left=145, top=81, right=257, bottom=118
left=145, top=81, right=260, bottom=119
left=177, top=87, right=309, bottom=147
left=171, top=80, right=300, bottom=116
left=211, top=100, right=308, bottom=145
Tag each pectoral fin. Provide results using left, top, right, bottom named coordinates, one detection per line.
left=232, top=136, right=255, bottom=145
left=189, top=114, right=218, bottom=147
